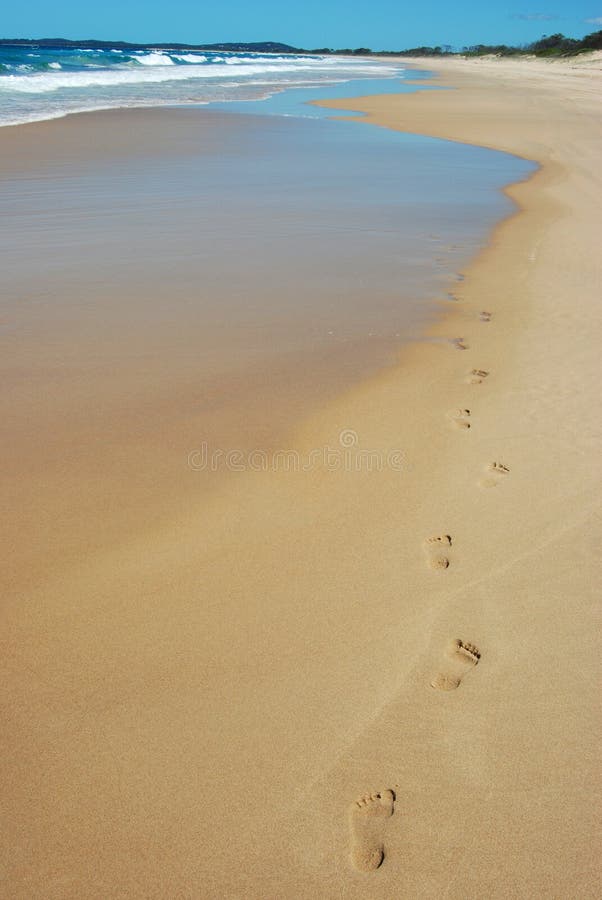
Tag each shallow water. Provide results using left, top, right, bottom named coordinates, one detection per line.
left=1, top=103, right=530, bottom=360
left=0, top=47, right=407, bottom=127
left=0, top=87, right=534, bottom=583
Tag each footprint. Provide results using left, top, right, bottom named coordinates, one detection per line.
left=467, top=369, right=489, bottom=384
left=431, top=639, right=481, bottom=691
left=448, top=408, right=471, bottom=430
left=452, top=337, right=469, bottom=351
left=424, top=534, right=452, bottom=570
left=479, top=311, right=492, bottom=322
left=479, top=462, right=510, bottom=488
left=349, top=789, right=396, bottom=872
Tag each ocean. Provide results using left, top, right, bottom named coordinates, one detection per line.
left=0, top=46, right=407, bottom=127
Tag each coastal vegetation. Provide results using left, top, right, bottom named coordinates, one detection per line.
left=395, top=31, right=602, bottom=58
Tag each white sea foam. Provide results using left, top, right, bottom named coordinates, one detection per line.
left=134, top=52, right=175, bottom=66
left=0, top=102, right=125, bottom=127
left=0, top=59, right=392, bottom=94
left=0, top=51, right=406, bottom=126
left=173, top=54, right=208, bottom=63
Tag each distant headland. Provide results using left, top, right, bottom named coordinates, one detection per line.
left=0, top=39, right=299, bottom=53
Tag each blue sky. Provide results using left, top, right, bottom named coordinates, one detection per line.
left=4, top=2, right=601, bottom=49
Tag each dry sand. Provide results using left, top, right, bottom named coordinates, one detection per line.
left=2, top=56, right=602, bottom=897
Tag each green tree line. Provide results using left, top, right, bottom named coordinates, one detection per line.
left=368, top=30, right=602, bottom=58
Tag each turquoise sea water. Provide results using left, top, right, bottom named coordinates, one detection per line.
left=0, top=46, right=409, bottom=127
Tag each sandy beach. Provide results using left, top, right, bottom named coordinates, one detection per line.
left=2, top=55, right=601, bottom=897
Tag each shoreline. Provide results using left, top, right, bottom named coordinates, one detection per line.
left=1, top=99, right=522, bottom=594
left=299, top=55, right=601, bottom=896
left=2, top=57, right=601, bottom=897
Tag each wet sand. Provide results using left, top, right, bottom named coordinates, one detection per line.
left=2, top=56, right=601, bottom=898
left=0, top=104, right=525, bottom=590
